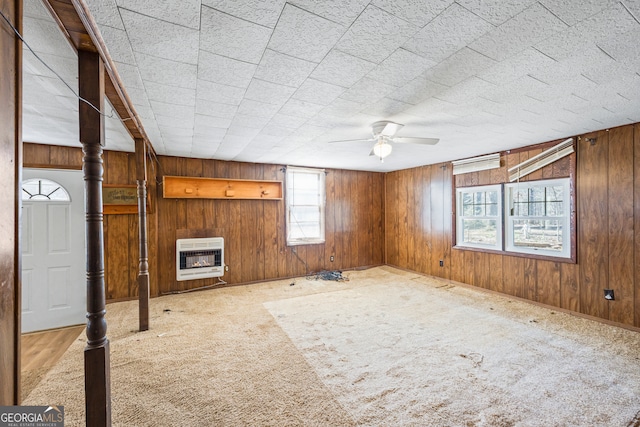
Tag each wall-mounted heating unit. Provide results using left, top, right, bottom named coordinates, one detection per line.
left=176, top=237, right=224, bottom=281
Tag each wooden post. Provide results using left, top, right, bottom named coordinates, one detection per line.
left=135, top=138, right=150, bottom=331
left=78, top=49, right=111, bottom=426
left=0, top=0, right=22, bottom=405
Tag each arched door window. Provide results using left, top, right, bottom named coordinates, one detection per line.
left=22, top=178, right=71, bottom=201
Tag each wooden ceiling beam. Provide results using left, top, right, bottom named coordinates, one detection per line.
left=41, top=0, right=157, bottom=158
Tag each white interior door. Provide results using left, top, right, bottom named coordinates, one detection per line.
left=21, top=169, right=85, bottom=333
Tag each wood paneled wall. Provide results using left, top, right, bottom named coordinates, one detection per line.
left=23, top=144, right=384, bottom=298
left=385, top=123, right=640, bottom=328
left=23, top=143, right=159, bottom=301
left=155, top=157, right=385, bottom=295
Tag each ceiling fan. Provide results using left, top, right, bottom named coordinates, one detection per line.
left=329, top=121, right=439, bottom=162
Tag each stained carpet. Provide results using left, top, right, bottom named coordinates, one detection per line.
left=24, top=266, right=640, bottom=426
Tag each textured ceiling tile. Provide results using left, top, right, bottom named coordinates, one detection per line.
left=535, top=3, right=638, bottom=60
left=119, top=9, right=199, bottom=64
left=434, top=77, right=497, bottom=104
left=268, top=4, right=345, bottom=63
left=24, top=18, right=76, bottom=59
left=226, top=125, right=261, bottom=138
left=338, top=77, right=397, bottom=104
left=279, top=99, right=325, bottom=119
left=292, top=79, right=346, bottom=105
left=403, top=3, right=494, bottom=62
left=113, top=62, right=145, bottom=90
left=237, top=99, right=281, bottom=119
left=100, top=25, right=136, bottom=65
left=320, top=99, right=366, bottom=118
left=259, top=123, right=295, bottom=138
left=477, top=48, right=557, bottom=85
left=404, top=97, right=459, bottom=119
left=361, top=98, right=413, bottom=117
left=422, top=48, right=496, bottom=86
left=456, top=0, right=536, bottom=26
left=598, top=26, right=640, bottom=72
left=201, top=0, right=286, bottom=28
left=158, top=120, right=194, bottom=134
left=624, top=0, right=640, bottom=20
left=231, top=114, right=271, bottom=129
left=134, top=52, right=197, bottom=89
left=196, top=80, right=245, bottom=105
left=144, top=81, right=196, bottom=106
left=269, top=113, right=308, bottom=129
left=127, top=87, right=151, bottom=107
left=244, top=79, right=297, bottom=105
left=366, top=49, right=436, bottom=87
left=336, top=5, right=418, bottom=63
left=198, top=50, right=257, bottom=89
left=23, top=52, right=76, bottom=82
left=470, top=2, right=567, bottom=61
left=200, top=6, right=271, bottom=64
left=289, top=0, right=369, bottom=26
left=24, top=0, right=54, bottom=20
left=194, top=114, right=233, bottom=129
left=195, top=99, right=238, bottom=118
left=387, top=76, right=449, bottom=105
left=254, top=49, right=317, bottom=88
left=540, top=0, right=618, bottom=26
left=372, top=0, right=454, bottom=27
left=116, top=0, right=201, bottom=29
left=150, top=101, right=195, bottom=119
left=309, top=50, right=376, bottom=88
left=85, top=0, right=124, bottom=29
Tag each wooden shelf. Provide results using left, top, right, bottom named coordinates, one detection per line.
left=163, top=176, right=283, bottom=200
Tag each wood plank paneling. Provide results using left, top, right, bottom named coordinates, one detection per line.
left=537, top=260, right=560, bottom=307
left=608, top=126, right=634, bottom=325
left=578, top=130, right=609, bottom=319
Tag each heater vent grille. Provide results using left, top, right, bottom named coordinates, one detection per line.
left=176, top=237, right=224, bottom=281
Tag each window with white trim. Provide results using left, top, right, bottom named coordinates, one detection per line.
left=21, top=178, right=71, bottom=201
left=285, top=166, right=325, bottom=246
left=505, top=178, right=570, bottom=258
left=456, top=184, right=502, bottom=250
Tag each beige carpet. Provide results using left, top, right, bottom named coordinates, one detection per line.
left=24, top=266, right=640, bottom=426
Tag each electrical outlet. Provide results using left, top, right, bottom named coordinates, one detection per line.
left=225, top=265, right=229, bottom=272
left=439, top=260, right=444, bottom=267
left=330, top=256, right=334, bottom=262
left=604, top=289, right=614, bottom=300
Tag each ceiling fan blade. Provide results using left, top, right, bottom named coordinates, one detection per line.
left=393, top=137, right=440, bottom=145
left=328, top=138, right=375, bottom=143
left=380, top=121, right=404, bottom=137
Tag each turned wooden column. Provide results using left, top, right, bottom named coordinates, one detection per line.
left=78, top=49, right=111, bottom=426
left=135, top=138, right=150, bottom=331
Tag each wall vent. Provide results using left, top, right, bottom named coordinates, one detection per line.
left=176, top=237, right=224, bottom=281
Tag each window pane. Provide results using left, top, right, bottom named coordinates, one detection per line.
left=22, top=178, right=70, bottom=201
left=512, top=219, right=563, bottom=252
left=461, top=219, right=498, bottom=245
left=473, top=205, right=485, bottom=216
left=286, top=167, right=325, bottom=245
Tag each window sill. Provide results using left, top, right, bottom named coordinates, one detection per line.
left=453, top=245, right=576, bottom=264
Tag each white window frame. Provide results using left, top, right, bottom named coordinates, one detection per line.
left=285, top=166, right=325, bottom=246
left=455, top=184, right=502, bottom=251
left=504, top=178, right=571, bottom=258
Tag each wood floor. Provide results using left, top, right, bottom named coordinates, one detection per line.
left=21, top=325, right=84, bottom=399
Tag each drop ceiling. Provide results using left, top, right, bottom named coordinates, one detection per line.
left=20, top=0, right=640, bottom=172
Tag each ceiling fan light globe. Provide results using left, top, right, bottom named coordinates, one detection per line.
left=373, top=142, right=392, bottom=159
